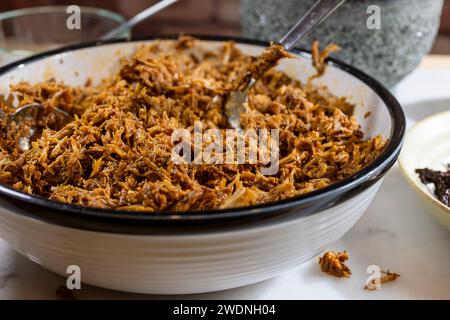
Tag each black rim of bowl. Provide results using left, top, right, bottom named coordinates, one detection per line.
left=0, top=35, right=406, bottom=232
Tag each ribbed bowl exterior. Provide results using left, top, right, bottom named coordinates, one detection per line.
left=0, top=180, right=382, bottom=294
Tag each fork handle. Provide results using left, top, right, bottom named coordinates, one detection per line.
left=100, top=0, right=179, bottom=40
left=279, top=0, right=346, bottom=51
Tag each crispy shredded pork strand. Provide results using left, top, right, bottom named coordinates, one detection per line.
left=365, top=270, right=400, bottom=291
left=311, top=41, right=341, bottom=79
left=0, top=36, right=386, bottom=212
left=319, top=251, right=352, bottom=278
left=237, top=44, right=294, bottom=90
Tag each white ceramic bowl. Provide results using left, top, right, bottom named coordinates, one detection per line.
left=399, top=110, right=450, bottom=231
left=0, top=37, right=405, bottom=294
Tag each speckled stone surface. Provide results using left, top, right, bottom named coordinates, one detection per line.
left=241, top=0, right=444, bottom=87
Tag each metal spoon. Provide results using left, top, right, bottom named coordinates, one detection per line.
left=225, top=0, right=346, bottom=129
left=0, top=103, right=73, bottom=150
left=100, top=0, right=179, bottom=40
left=3, top=0, right=179, bottom=150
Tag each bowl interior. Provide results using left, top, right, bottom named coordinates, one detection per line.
left=0, top=39, right=393, bottom=140
left=0, top=37, right=403, bottom=227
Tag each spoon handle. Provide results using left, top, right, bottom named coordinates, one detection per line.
left=279, top=0, right=345, bottom=51
left=101, top=0, right=179, bottom=40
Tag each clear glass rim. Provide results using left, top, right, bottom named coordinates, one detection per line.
left=0, top=6, right=129, bottom=57
left=0, top=5, right=126, bottom=24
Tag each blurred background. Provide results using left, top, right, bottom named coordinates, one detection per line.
left=1, top=0, right=449, bottom=53
left=0, top=0, right=449, bottom=86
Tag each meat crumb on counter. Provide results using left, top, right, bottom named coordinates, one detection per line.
left=365, top=270, right=400, bottom=291
left=318, top=250, right=352, bottom=278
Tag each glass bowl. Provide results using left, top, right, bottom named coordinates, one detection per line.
left=0, top=6, right=129, bottom=66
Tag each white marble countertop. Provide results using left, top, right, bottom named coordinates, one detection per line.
left=0, top=60, right=449, bottom=300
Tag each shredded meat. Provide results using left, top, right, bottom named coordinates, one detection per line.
left=0, top=36, right=386, bottom=212
left=319, top=251, right=352, bottom=278
left=311, top=41, right=341, bottom=79
left=238, top=43, right=294, bottom=90
left=365, top=270, right=400, bottom=290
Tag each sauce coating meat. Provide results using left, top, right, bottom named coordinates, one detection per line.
left=0, top=37, right=385, bottom=212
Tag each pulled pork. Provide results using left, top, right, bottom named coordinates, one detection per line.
left=311, top=41, right=341, bottom=79
left=0, top=37, right=385, bottom=212
left=319, top=251, right=352, bottom=278
left=365, top=270, right=400, bottom=290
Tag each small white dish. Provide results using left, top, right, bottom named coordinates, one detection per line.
left=399, top=110, right=450, bottom=231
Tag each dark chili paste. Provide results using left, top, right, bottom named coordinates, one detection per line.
left=416, top=165, right=450, bottom=207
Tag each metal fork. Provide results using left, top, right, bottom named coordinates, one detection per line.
left=225, top=0, right=346, bottom=129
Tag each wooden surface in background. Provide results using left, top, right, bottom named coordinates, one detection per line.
left=421, top=55, right=450, bottom=69
left=0, top=0, right=449, bottom=52
left=0, top=0, right=241, bottom=36
left=441, top=0, right=450, bottom=33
